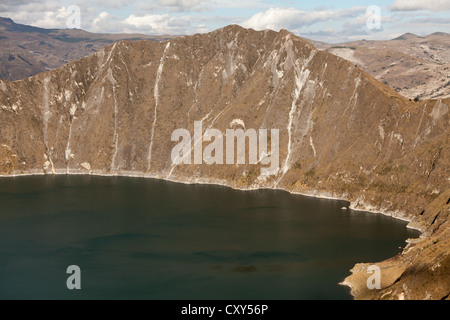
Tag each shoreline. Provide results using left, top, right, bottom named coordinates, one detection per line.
left=0, top=169, right=425, bottom=299
left=0, top=169, right=422, bottom=229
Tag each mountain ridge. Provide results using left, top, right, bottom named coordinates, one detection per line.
left=0, top=16, right=175, bottom=81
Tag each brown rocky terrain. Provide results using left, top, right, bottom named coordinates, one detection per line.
left=0, top=17, right=174, bottom=81
left=2, top=17, right=447, bottom=103
left=0, top=25, right=448, bottom=299
left=343, top=189, right=449, bottom=300
left=315, top=32, right=450, bottom=101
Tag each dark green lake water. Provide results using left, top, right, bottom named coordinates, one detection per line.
left=0, top=175, right=419, bottom=299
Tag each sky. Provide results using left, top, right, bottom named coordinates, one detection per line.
left=0, top=0, right=449, bottom=43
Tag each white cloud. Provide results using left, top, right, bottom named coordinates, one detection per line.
left=1, top=5, right=74, bottom=29
left=157, top=0, right=208, bottom=12
left=241, top=7, right=365, bottom=32
left=139, top=0, right=267, bottom=13
left=122, top=13, right=209, bottom=34
left=92, top=12, right=123, bottom=33
left=390, top=0, right=450, bottom=11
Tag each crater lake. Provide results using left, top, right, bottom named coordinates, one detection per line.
left=0, top=175, right=419, bottom=299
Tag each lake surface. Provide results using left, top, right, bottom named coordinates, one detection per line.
left=0, top=175, right=418, bottom=300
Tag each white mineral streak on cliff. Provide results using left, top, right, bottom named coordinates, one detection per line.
left=413, top=107, right=427, bottom=148
left=96, top=49, right=105, bottom=71
left=350, top=76, right=361, bottom=106
left=49, top=158, right=55, bottom=174
left=107, top=67, right=120, bottom=171
left=310, top=136, right=317, bottom=157
left=166, top=109, right=214, bottom=179
left=64, top=100, right=78, bottom=173
left=147, top=42, right=170, bottom=171
left=103, top=43, right=117, bottom=69
left=346, top=76, right=361, bottom=121
left=269, top=50, right=281, bottom=87
left=186, top=97, right=197, bottom=124
left=118, top=46, right=131, bottom=82
left=261, top=37, right=294, bottom=129
left=65, top=125, right=73, bottom=164
left=80, top=162, right=91, bottom=171
left=378, top=124, right=385, bottom=141
left=42, top=76, right=51, bottom=149
left=222, top=35, right=239, bottom=80
left=230, top=119, right=246, bottom=129
left=65, top=117, right=74, bottom=172
left=42, top=76, right=55, bottom=174
left=277, top=50, right=316, bottom=185
left=186, top=68, right=202, bottom=124
left=431, top=100, right=448, bottom=122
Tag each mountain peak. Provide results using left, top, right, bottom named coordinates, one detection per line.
left=392, top=32, right=423, bottom=40
left=428, top=31, right=449, bottom=37
left=0, top=17, right=14, bottom=25
left=0, top=16, right=51, bottom=34
left=218, top=24, right=246, bottom=33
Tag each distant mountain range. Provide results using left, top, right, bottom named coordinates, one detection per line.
left=312, top=32, right=450, bottom=100
left=0, top=17, right=175, bottom=81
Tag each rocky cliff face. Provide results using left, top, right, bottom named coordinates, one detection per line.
left=0, top=25, right=448, bottom=299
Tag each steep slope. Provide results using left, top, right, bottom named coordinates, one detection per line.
left=0, top=25, right=448, bottom=299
